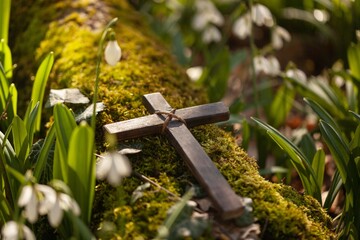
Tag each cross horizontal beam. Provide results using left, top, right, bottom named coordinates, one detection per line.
left=104, top=102, right=229, bottom=141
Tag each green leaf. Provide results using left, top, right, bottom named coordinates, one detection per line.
left=252, top=117, right=321, bottom=202
left=53, top=104, right=76, bottom=181
left=312, top=149, right=325, bottom=191
left=304, top=98, right=343, bottom=134
left=11, top=116, right=29, bottom=165
left=300, top=133, right=317, bottom=163
left=348, top=42, right=360, bottom=82
left=267, top=85, right=295, bottom=128
left=33, top=124, right=56, bottom=180
left=31, top=52, right=54, bottom=132
left=155, top=188, right=195, bottom=240
left=350, top=110, right=360, bottom=122
left=0, top=59, right=9, bottom=108
left=8, top=84, right=17, bottom=117
left=24, top=102, right=39, bottom=149
left=0, top=0, right=10, bottom=44
left=319, top=121, right=350, bottom=186
left=67, top=122, right=94, bottom=224
left=323, top=170, right=342, bottom=210
left=0, top=39, right=12, bottom=79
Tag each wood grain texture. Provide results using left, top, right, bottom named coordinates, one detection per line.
left=104, top=92, right=243, bottom=219
left=142, top=93, right=243, bottom=219
left=104, top=93, right=229, bottom=141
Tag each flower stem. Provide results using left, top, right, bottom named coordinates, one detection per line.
left=248, top=0, right=259, bottom=117
left=91, top=17, right=118, bottom=132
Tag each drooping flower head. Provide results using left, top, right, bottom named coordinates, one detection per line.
left=1, top=221, right=35, bottom=240
left=104, top=30, right=121, bottom=66
left=96, top=151, right=132, bottom=186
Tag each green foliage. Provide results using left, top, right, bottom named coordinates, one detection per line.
left=31, top=52, right=54, bottom=132
left=252, top=117, right=322, bottom=203
left=0, top=0, right=10, bottom=44
left=67, top=122, right=95, bottom=223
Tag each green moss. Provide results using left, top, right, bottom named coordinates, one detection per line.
left=12, top=0, right=335, bottom=239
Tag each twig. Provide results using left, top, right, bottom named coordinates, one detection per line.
left=133, top=171, right=181, bottom=200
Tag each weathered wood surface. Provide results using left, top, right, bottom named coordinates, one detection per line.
left=104, top=101, right=229, bottom=141
left=104, top=92, right=243, bottom=219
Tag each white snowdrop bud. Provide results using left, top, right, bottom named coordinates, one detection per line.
left=104, top=40, right=121, bottom=66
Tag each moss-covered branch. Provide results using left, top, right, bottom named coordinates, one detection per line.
left=11, top=0, right=335, bottom=239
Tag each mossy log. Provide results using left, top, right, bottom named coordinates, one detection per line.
left=11, top=0, right=335, bottom=239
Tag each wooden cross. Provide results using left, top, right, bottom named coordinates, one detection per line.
left=104, top=92, right=243, bottom=219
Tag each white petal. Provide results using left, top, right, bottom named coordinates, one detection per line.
left=2, top=221, right=18, bottom=239
left=232, top=14, right=251, bottom=39
left=112, top=153, right=131, bottom=177
left=107, top=166, right=122, bottom=186
left=48, top=197, right=63, bottom=227
left=70, top=199, right=81, bottom=216
left=96, top=155, right=112, bottom=180
left=22, top=225, right=36, bottom=240
left=104, top=41, right=121, bottom=66
left=202, top=26, right=222, bottom=44
left=186, top=66, right=203, bottom=81
left=25, top=192, right=39, bottom=223
left=37, top=185, right=57, bottom=215
left=251, top=4, right=273, bottom=27
left=286, top=69, right=307, bottom=83
left=192, top=13, right=208, bottom=31
left=267, top=56, right=281, bottom=76
left=18, top=185, right=33, bottom=207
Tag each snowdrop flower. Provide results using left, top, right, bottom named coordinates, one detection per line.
left=18, top=183, right=57, bottom=223
left=286, top=68, right=307, bottom=83
left=232, top=13, right=251, bottom=39
left=47, top=192, right=80, bottom=227
left=96, top=151, right=132, bottom=186
left=192, top=0, right=224, bottom=31
left=267, top=56, right=281, bottom=76
left=202, top=26, right=222, bottom=43
left=272, top=26, right=291, bottom=49
left=251, top=4, right=274, bottom=27
left=186, top=66, right=203, bottom=82
left=253, top=56, right=270, bottom=75
left=104, top=34, right=121, bottom=66
left=1, top=221, right=35, bottom=240
left=253, top=55, right=281, bottom=76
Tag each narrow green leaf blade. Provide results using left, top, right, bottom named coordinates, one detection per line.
left=0, top=39, right=12, bottom=79
left=252, top=117, right=321, bottom=201
left=53, top=104, right=76, bottom=181
left=67, top=122, right=94, bottom=224
left=11, top=116, right=28, bottom=160
left=31, top=52, right=54, bottom=132
left=348, top=42, right=360, bottom=82
left=304, top=98, right=342, bottom=133
left=0, top=0, right=10, bottom=44
left=33, top=124, right=56, bottom=180
left=268, top=85, right=295, bottom=128
left=323, top=170, right=342, bottom=210
left=319, top=121, right=350, bottom=185
left=312, top=149, right=325, bottom=190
